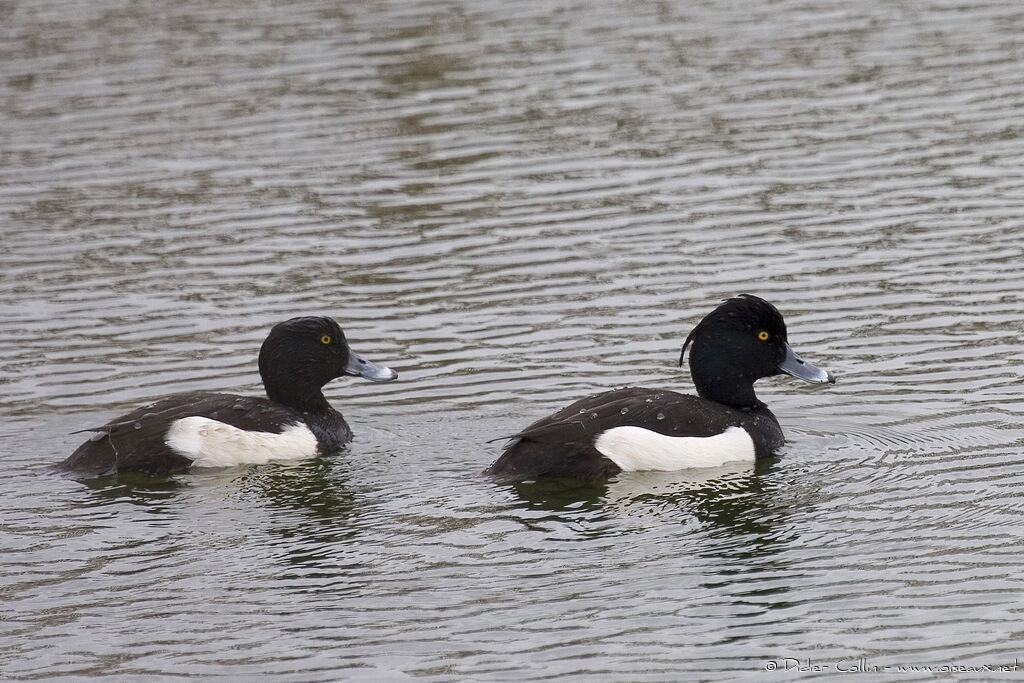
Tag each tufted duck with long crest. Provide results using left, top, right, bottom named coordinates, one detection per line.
left=484, top=295, right=834, bottom=482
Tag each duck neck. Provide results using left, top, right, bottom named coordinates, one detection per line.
left=688, top=347, right=765, bottom=410
left=695, top=380, right=765, bottom=411
left=264, top=381, right=334, bottom=416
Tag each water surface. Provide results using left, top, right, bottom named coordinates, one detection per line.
left=3, top=0, right=1024, bottom=679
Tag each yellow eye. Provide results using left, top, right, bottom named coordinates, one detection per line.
left=320, top=335, right=332, bottom=345
left=757, top=330, right=770, bottom=341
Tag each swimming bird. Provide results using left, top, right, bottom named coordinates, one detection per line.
left=59, top=316, right=397, bottom=477
left=484, top=295, right=833, bottom=482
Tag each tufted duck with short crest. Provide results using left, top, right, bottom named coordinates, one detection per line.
left=59, top=317, right=397, bottom=477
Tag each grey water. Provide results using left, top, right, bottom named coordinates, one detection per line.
left=3, top=0, right=1024, bottom=679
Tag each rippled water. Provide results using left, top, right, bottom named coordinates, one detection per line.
left=3, top=0, right=1024, bottom=679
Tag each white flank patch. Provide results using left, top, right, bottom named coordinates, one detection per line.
left=594, top=425, right=756, bottom=471
left=165, top=416, right=319, bottom=468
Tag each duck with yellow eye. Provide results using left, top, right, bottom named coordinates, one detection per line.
left=484, top=294, right=835, bottom=482
left=59, top=316, right=397, bottom=477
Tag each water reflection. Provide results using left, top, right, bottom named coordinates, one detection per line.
left=503, top=476, right=609, bottom=512
left=74, top=471, right=186, bottom=511
left=64, top=457, right=359, bottom=532
left=234, top=458, right=358, bottom=525
left=233, top=459, right=367, bottom=574
left=497, top=458, right=795, bottom=548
